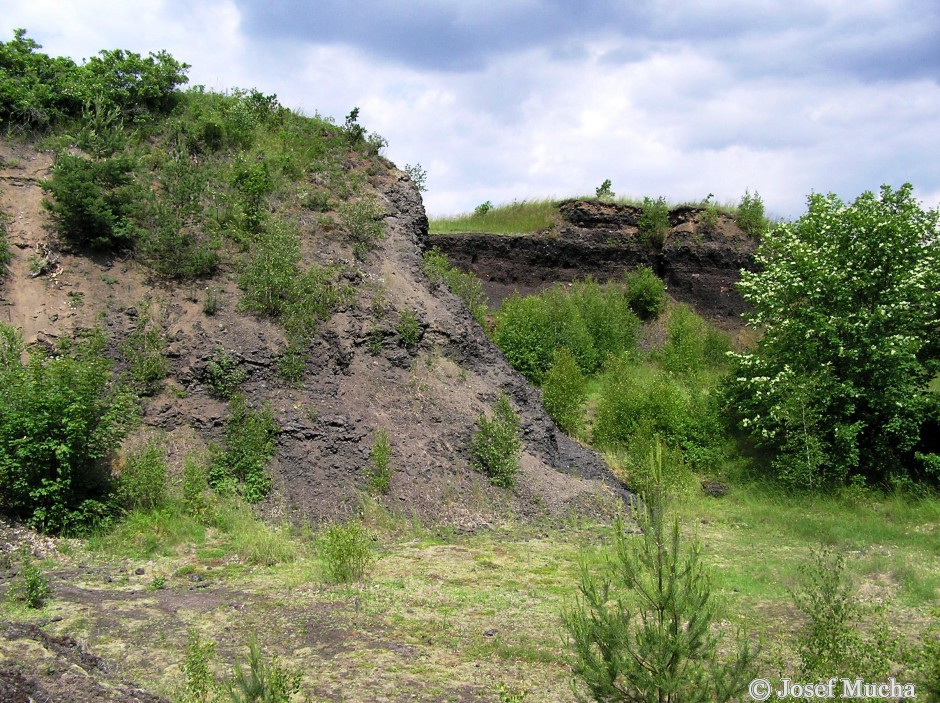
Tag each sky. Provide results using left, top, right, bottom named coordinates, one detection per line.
left=3, top=0, right=939, bottom=219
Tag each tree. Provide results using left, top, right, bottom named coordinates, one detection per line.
left=563, top=445, right=758, bottom=702
left=726, top=184, right=940, bottom=487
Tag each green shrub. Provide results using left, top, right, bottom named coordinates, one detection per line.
left=638, top=196, right=669, bottom=247
left=624, top=266, right=666, bottom=320
left=366, top=427, right=393, bottom=494
left=474, top=200, right=493, bottom=217
left=541, top=347, right=586, bottom=436
left=180, top=628, right=220, bottom=703
left=0, top=209, right=12, bottom=278
left=470, top=391, right=523, bottom=488
left=595, top=179, right=614, bottom=200
left=404, top=163, right=427, bottom=192
left=182, top=452, right=211, bottom=522
left=700, top=194, right=719, bottom=234
left=317, top=521, right=376, bottom=584
left=228, top=635, right=303, bottom=703
left=568, top=278, right=639, bottom=363
left=736, top=189, right=767, bottom=237
left=792, top=547, right=899, bottom=681
left=7, top=554, right=50, bottom=609
left=396, top=310, right=420, bottom=348
left=204, top=346, right=247, bottom=400
left=422, top=248, right=490, bottom=326
left=727, top=184, right=940, bottom=487
left=119, top=438, right=168, bottom=511
left=339, top=195, right=385, bottom=254
left=120, top=301, right=168, bottom=396
left=275, top=345, right=305, bottom=384
left=209, top=395, right=278, bottom=503
left=657, top=303, right=730, bottom=376
left=42, top=153, right=140, bottom=249
left=563, top=446, right=759, bottom=703
left=0, top=324, right=136, bottom=534
left=230, top=156, right=272, bottom=235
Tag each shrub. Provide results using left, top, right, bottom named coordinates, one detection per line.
left=119, top=438, right=168, bottom=511
left=204, top=346, right=247, bottom=400
left=791, top=547, right=899, bottom=681
left=228, top=635, right=303, bottom=703
left=209, top=395, right=278, bottom=503
left=638, top=196, right=669, bottom=247
left=700, top=194, right=719, bottom=234
left=727, top=184, right=940, bottom=487
left=404, top=163, right=427, bottom=192
left=422, top=248, right=490, bottom=327
left=469, top=391, right=522, bottom=488
left=736, top=189, right=767, bottom=237
left=657, top=303, right=730, bottom=376
left=317, top=521, right=375, bottom=584
left=0, top=209, right=11, bottom=278
left=120, top=301, right=168, bottom=396
left=339, top=195, right=385, bottom=254
left=568, top=278, right=639, bottom=363
left=182, top=452, right=211, bottom=522
left=563, top=445, right=759, bottom=702
left=180, top=628, right=219, bottom=703
left=0, top=324, right=136, bottom=534
left=624, top=266, right=666, bottom=320
left=541, top=347, right=586, bottom=436
left=42, top=153, right=140, bottom=249
left=396, top=310, right=420, bottom=348
left=475, top=200, right=493, bottom=217
left=366, top=427, right=393, bottom=494
left=275, top=345, right=305, bottom=384
left=7, top=554, right=50, bottom=609
left=230, top=156, right=272, bottom=235
left=595, top=179, right=614, bottom=200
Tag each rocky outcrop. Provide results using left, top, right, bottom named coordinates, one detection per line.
left=426, top=199, right=757, bottom=324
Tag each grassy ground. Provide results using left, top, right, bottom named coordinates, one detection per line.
left=3, top=483, right=937, bottom=702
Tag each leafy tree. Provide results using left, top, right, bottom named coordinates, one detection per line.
left=563, top=446, right=759, bottom=702
left=469, top=391, right=522, bottom=488
left=541, top=347, right=586, bottom=435
left=0, top=324, right=137, bottom=533
left=726, top=184, right=940, bottom=487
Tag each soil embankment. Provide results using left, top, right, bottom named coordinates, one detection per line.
left=427, top=199, right=757, bottom=325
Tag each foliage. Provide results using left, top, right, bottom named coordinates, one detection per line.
left=120, top=301, right=168, bottom=396
left=0, top=324, right=136, bottom=533
left=180, top=628, right=219, bottom=703
left=7, top=553, right=51, bottom=609
left=366, top=427, right=393, bottom=494
left=0, top=209, right=11, bottom=278
left=421, top=247, right=490, bottom=326
left=275, top=345, right=305, bottom=384
left=119, top=437, right=168, bottom=511
left=791, top=547, right=899, bottom=681
left=339, top=195, right=385, bottom=255
left=595, top=179, right=614, bottom=200
left=726, top=184, right=940, bottom=487
left=699, top=194, right=719, bottom=234
left=230, top=156, right=272, bottom=235
left=913, top=613, right=940, bottom=702
left=541, top=347, right=586, bottom=436
left=623, top=266, right=666, bottom=320
left=639, top=196, right=670, bottom=247
left=204, top=347, right=247, bottom=400
left=430, top=198, right=557, bottom=235
left=657, top=304, right=730, bottom=376
left=0, top=29, right=188, bottom=129
left=396, top=310, right=421, bottom=348
left=209, top=396, right=279, bottom=503
left=404, top=163, right=427, bottom=192
left=182, top=452, right=212, bottom=523
left=42, top=153, right=140, bottom=249
left=228, top=635, right=304, bottom=703
left=469, top=391, right=522, bottom=488
left=563, top=446, right=759, bottom=703
left=736, top=189, right=767, bottom=237
left=475, top=201, right=493, bottom=217
left=317, top=521, right=376, bottom=584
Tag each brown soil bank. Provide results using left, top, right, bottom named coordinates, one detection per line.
left=427, top=199, right=757, bottom=325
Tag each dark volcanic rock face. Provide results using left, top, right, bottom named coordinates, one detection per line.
left=427, top=199, right=757, bottom=324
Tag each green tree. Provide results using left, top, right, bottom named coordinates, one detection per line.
left=469, top=391, right=522, bottom=488
left=541, top=347, right=586, bottom=435
left=563, top=446, right=759, bottom=702
left=726, top=184, right=940, bottom=487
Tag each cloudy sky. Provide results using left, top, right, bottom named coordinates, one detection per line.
left=3, top=0, right=939, bottom=218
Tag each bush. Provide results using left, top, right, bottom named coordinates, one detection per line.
left=42, top=153, right=140, bottom=249
left=736, top=189, right=767, bottom=237
left=0, top=210, right=11, bottom=278
left=366, top=427, right=393, bottom=494
left=228, top=635, right=303, bottom=703
left=638, top=196, right=669, bottom=247
left=792, top=547, right=899, bottom=681
left=541, top=347, right=586, bottom=436
left=204, top=346, right=247, bottom=400
left=568, top=278, right=639, bottom=363
left=7, top=554, right=50, bottom=609
left=339, top=195, right=385, bottom=255
left=469, top=391, right=522, bottom=488
left=563, top=446, right=759, bottom=703
left=230, top=156, right=272, bottom=235
left=0, top=324, right=136, bottom=534
left=317, top=521, right=375, bottom=583
left=727, top=184, right=940, bottom=487
left=119, top=438, right=168, bottom=511
left=209, top=395, right=278, bottom=503
left=624, top=266, right=666, bottom=320
left=657, top=304, right=730, bottom=376
left=396, top=310, right=420, bottom=348
left=595, top=179, right=614, bottom=200
left=120, top=301, right=168, bottom=396
left=422, top=248, right=490, bottom=327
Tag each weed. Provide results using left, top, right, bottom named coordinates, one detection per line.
left=121, top=300, right=168, bottom=396
left=183, top=451, right=211, bottom=522
left=228, top=635, right=303, bottom=703
left=119, top=437, right=168, bottom=511
left=317, top=521, right=376, bottom=584
left=7, top=554, right=50, bottom=609
left=67, top=291, right=84, bottom=308
left=475, top=200, right=493, bottom=217
left=422, top=247, right=490, bottom=326
left=275, top=345, right=305, bottom=384
left=469, top=391, right=522, bottom=488
left=208, top=395, right=279, bottom=503
left=180, top=628, right=220, bottom=703
left=147, top=575, right=167, bottom=591
left=339, top=195, right=385, bottom=253
left=700, top=193, right=719, bottom=234
left=366, top=427, right=393, bottom=494
left=203, top=346, right=247, bottom=400
left=396, top=309, right=421, bottom=348
left=202, top=287, right=220, bottom=316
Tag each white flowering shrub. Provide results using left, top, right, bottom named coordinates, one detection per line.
left=726, top=184, right=940, bottom=487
